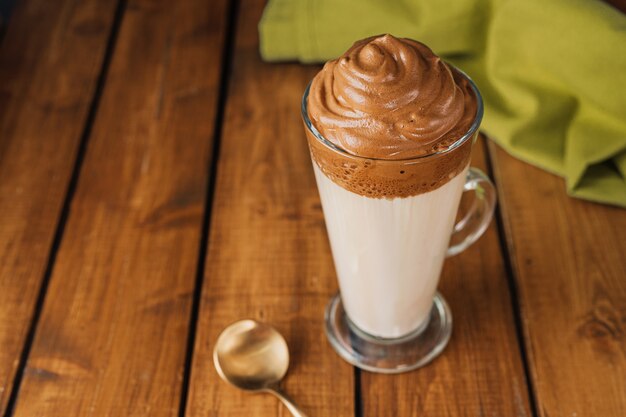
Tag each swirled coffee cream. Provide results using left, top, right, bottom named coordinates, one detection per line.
left=306, top=34, right=477, bottom=198
left=303, top=35, right=480, bottom=338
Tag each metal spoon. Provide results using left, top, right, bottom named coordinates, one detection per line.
left=213, top=319, right=307, bottom=417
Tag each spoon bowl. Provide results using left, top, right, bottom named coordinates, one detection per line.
left=213, top=320, right=307, bottom=417
left=213, top=319, right=289, bottom=391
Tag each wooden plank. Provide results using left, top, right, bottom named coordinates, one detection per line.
left=8, top=0, right=229, bottom=415
left=185, top=1, right=355, bottom=416
left=489, top=142, right=626, bottom=417
left=0, top=0, right=119, bottom=412
left=359, top=138, right=533, bottom=416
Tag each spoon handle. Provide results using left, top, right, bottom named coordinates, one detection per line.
left=268, top=388, right=308, bottom=417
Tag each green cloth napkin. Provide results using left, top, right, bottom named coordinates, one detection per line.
left=259, top=0, right=626, bottom=207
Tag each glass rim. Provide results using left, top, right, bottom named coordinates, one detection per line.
left=301, top=64, right=484, bottom=163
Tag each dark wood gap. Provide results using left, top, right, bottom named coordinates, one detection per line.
left=0, top=0, right=17, bottom=42
left=354, top=367, right=363, bottom=417
left=483, top=139, right=539, bottom=417
left=177, top=0, right=240, bottom=416
left=0, top=1, right=128, bottom=415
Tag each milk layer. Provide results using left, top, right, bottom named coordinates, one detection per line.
left=314, top=164, right=468, bottom=338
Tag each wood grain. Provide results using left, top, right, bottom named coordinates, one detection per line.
left=184, top=1, right=355, bottom=416
left=359, top=137, right=532, bottom=417
left=8, top=0, right=229, bottom=415
left=0, top=0, right=118, bottom=412
left=489, top=142, right=626, bottom=417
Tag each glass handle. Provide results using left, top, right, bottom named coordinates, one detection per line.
left=446, top=167, right=497, bottom=257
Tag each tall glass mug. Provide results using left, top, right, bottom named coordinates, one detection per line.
left=301, top=69, right=496, bottom=373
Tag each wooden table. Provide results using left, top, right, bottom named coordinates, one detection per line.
left=1, top=0, right=625, bottom=416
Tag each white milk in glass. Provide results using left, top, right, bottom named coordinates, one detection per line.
left=313, top=164, right=469, bottom=338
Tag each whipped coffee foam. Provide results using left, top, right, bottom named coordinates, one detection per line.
left=305, top=34, right=479, bottom=199
left=308, top=34, right=476, bottom=160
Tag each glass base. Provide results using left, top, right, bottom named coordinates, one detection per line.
left=324, top=292, right=452, bottom=374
